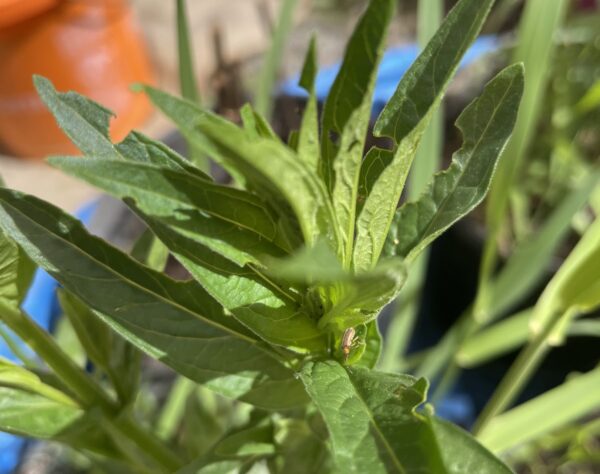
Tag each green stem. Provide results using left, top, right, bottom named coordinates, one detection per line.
left=114, top=414, right=182, bottom=472
left=156, top=376, right=196, bottom=440
left=0, top=322, right=38, bottom=369
left=0, top=301, right=115, bottom=409
left=176, top=0, right=200, bottom=104
left=255, top=0, right=298, bottom=119
left=0, top=302, right=180, bottom=471
left=472, top=315, right=556, bottom=435
left=176, top=0, right=209, bottom=173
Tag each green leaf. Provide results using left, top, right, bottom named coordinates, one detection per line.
left=214, top=423, right=275, bottom=458
left=0, top=230, right=35, bottom=307
left=266, top=240, right=346, bottom=284
left=49, top=156, right=289, bottom=267
left=353, top=0, right=495, bottom=271
left=58, top=290, right=140, bottom=404
left=356, top=148, right=394, bottom=215
left=384, top=64, right=525, bottom=263
left=142, top=85, right=248, bottom=186
left=300, top=361, right=510, bottom=473
left=321, top=0, right=395, bottom=263
left=130, top=227, right=170, bottom=272
left=320, top=0, right=395, bottom=189
left=57, top=289, right=112, bottom=374
left=34, top=75, right=118, bottom=159
left=0, top=356, right=79, bottom=406
left=50, top=157, right=279, bottom=245
left=196, top=118, right=341, bottom=253
left=0, top=357, right=82, bottom=439
left=297, top=36, right=320, bottom=172
left=0, top=189, right=308, bottom=409
left=480, top=171, right=600, bottom=322
left=0, top=386, right=82, bottom=438
left=356, top=320, right=382, bottom=369
left=240, top=104, right=279, bottom=141
left=117, top=131, right=211, bottom=180
left=35, top=74, right=212, bottom=178
left=319, top=258, right=406, bottom=331
left=457, top=309, right=531, bottom=368
left=254, top=0, right=299, bottom=119
left=531, top=215, right=600, bottom=344
left=177, top=459, right=248, bottom=474
left=139, top=212, right=326, bottom=353
left=478, top=368, right=600, bottom=454
left=483, top=0, right=569, bottom=260
left=273, top=417, right=331, bottom=474
left=176, top=0, right=200, bottom=104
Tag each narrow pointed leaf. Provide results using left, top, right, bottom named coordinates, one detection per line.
left=356, top=148, right=394, bottom=215
left=117, top=131, right=211, bottom=180
left=297, top=36, right=320, bottom=171
left=0, top=358, right=82, bottom=438
left=130, top=227, right=169, bottom=272
left=300, top=361, right=510, bottom=473
left=385, top=64, right=524, bottom=263
left=321, top=0, right=395, bottom=262
left=482, top=171, right=600, bottom=322
left=531, top=216, right=600, bottom=344
left=142, top=85, right=248, bottom=186
left=0, top=357, right=79, bottom=407
left=0, top=189, right=307, bottom=409
left=0, top=386, right=83, bottom=438
left=320, top=0, right=395, bottom=189
left=354, top=0, right=495, bottom=271
left=0, top=230, right=35, bottom=307
left=478, top=368, right=600, bottom=453
left=34, top=75, right=119, bottom=159
left=240, top=103, right=279, bottom=141
left=49, top=157, right=285, bottom=255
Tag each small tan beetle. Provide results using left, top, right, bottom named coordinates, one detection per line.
left=341, top=327, right=356, bottom=361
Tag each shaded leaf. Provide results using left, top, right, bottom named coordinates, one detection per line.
left=50, top=156, right=288, bottom=268
left=130, top=227, right=170, bottom=272
left=214, top=423, right=275, bottom=458
left=58, top=290, right=140, bottom=404
left=139, top=211, right=326, bottom=353
left=297, top=36, right=320, bottom=172
left=0, top=189, right=308, bottom=409
left=196, top=118, right=341, bottom=253
left=0, top=386, right=82, bottom=438
left=0, top=230, right=35, bottom=307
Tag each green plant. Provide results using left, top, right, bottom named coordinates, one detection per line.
left=0, top=0, right=527, bottom=471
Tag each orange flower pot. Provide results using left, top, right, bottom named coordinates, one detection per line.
left=0, top=0, right=154, bottom=158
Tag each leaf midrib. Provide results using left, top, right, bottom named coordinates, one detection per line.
left=0, top=195, right=259, bottom=346
left=345, top=370, right=407, bottom=474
